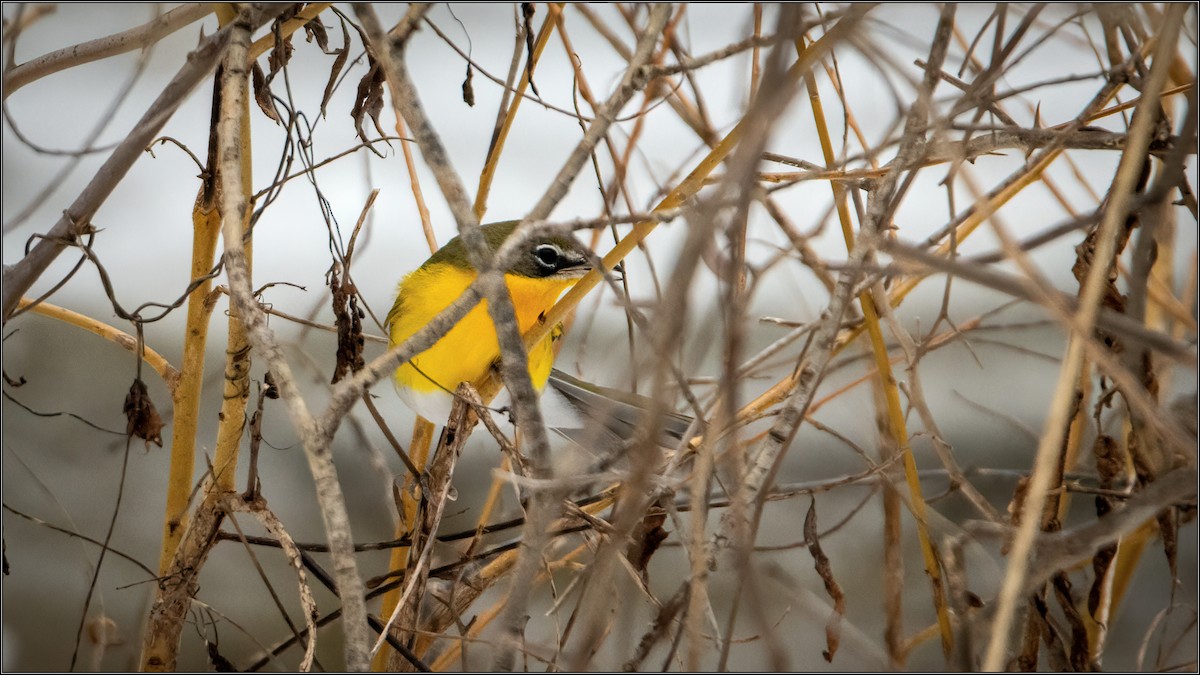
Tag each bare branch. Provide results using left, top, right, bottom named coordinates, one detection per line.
left=0, top=8, right=287, bottom=322
left=212, top=6, right=371, bottom=671
left=982, top=6, right=1189, bottom=668
left=3, top=3, right=213, bottom=97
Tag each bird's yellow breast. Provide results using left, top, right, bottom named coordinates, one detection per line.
left=388, top=263, right=576, bottom=419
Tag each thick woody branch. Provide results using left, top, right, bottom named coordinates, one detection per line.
left=355, top=4, right=674, bottom=669
left=0, top=6, right=287, bottom=322
left=212, top=7, right=371, bottom=671
left=139, top=489, right=227, bottom=671
left=370, top=385, right=472, bottom=660
left=353, top=6, right=556, bottom=669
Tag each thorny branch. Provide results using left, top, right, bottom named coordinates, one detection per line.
left=983, top=7, right=1190, bottom=668
left=3, top=3, right=1197, bottom=672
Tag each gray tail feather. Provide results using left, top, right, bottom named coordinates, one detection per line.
left=546, top=368, right=694, bottom=448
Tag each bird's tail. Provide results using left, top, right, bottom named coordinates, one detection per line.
left=542, top=368, right=694, bottom=449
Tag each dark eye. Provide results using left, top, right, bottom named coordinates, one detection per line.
left=534, top=244, right=561, bottom=270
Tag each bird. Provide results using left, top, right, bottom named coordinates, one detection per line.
left=386, top=220, right=588, bottom=422
left=386, top=220, right=693, bottom=446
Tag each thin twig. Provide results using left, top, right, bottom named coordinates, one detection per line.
left=982, top=8, right=1187, bottom=668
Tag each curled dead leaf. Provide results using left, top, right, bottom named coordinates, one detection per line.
left=123, top=378, right=164, bottom=449
left=251, top=62, right=282, bottom=123
left=462, top=63, right=475, bottom=107
left=804, top=500, right=844, bottom=662
left=329, top=264, right=365, bottom=384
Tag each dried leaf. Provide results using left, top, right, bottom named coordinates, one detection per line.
left=1072, top=159, right=1151, bottom=348
left=1031, top=591, right=1071, bottom=672
left=626, top=507, right=668, bottom=578
left=123, top=378, right=164, bottom=449
left=365, top=89, right=387, bottom=139
left=1127, top=424, right=1160, bottom=483
left=206, top=640, right=237, bottom=672
left=263, top=369, right=279, bottom=399
left=804, top=500, right=844, bottom=662
left=351, top=59, right=388, bottom=154
left=304, top=13, right=330, bottom=52
left=1157, top=508, right=1179, bottom=581
left=1088, top=435, right=1121, bottom=617
left=276, top=2, right=302, bottom=25
left=1092, top=434, right=1123, bottom=488
left=1089, top=538, right=1118, bottom=620
left=266, top=30, right=295, bottom=75
left=1017, top=597, right=1042, bottom=671
left=328, top=264, right=364, bottom=384
left=462, top=63, right=475, bottom=107
left=1004, top=475, right=1031, bottom=554
left=1051, top=572, right=1094, bottom=671
left=251, top=62, right=282, bottom=124
left=319, top=15, right=350, bottom=119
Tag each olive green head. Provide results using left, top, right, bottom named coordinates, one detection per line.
left=424, top=221, right=592, bottom=280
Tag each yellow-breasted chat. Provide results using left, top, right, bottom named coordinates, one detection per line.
left=386, top=220, right=692, bottom=445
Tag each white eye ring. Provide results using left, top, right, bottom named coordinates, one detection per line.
left=534, top=244, right=561, bottom=268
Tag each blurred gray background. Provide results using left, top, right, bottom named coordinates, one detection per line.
left=3, top=4, right=1196, bottom=671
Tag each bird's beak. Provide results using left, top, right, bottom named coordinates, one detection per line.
left=559, top=255, right=593, bottom=280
